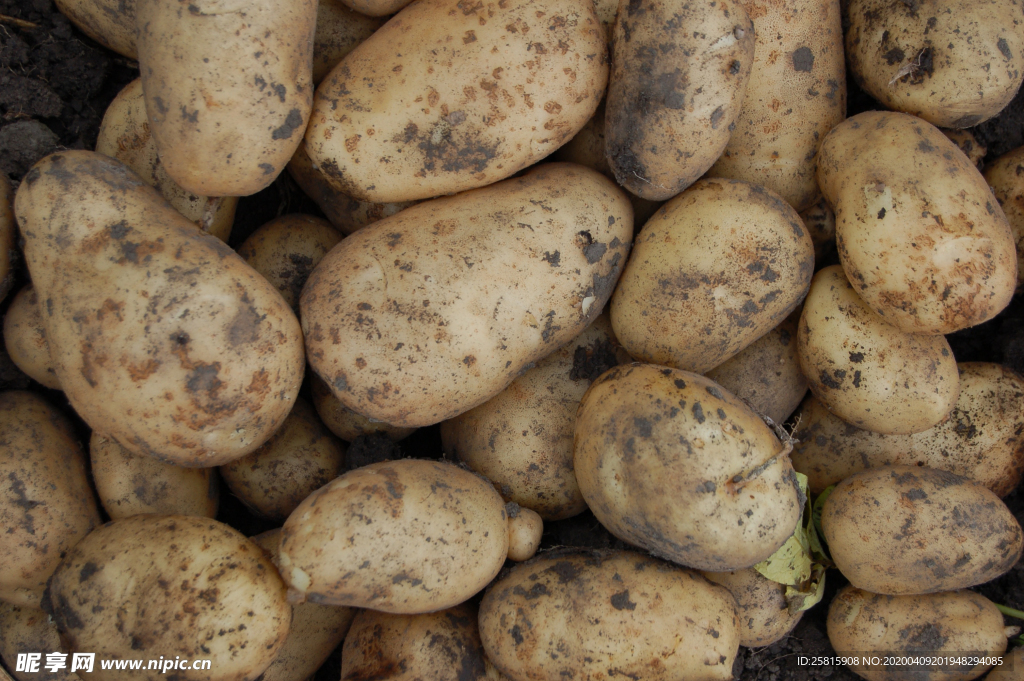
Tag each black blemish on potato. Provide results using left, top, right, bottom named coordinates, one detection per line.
left=512, top=583, right=550, bottom=600
left=792, top=46, right=814, bottom=71
left=186, top=363, right=223, bottom=395
left=543, top=250, right=561, bottom=266
left=903, top=488, right=928, bottom=501
left=610, top=590, right=637, bottom=610
left=877, top=207, right=886, bottom=219
left=818, top=370, right=843, bottom=389
left=633, top=416, right=653, bottom=438
left=153, top=96, right=169, bottom=116
left=899, top=623, right=948, bottom=652
left=883, top=47, right=906, bottom=66
left=391, top=573, right=422, bottom=587
left=272, top=83, right=287, bottom=103
left=79, top=562, right=101, bottom=582
left=227, top=297, right=264, bottom=346
left=271, top=109, right=304, bottom=140
left=692, top=401, right=705, bottom=423
left=259, top=163, right=275, bottom=175
left=998, top=37, right=1013, bottom=60
left=545, top=561, right=583, bottom=584
left=54, top=592, right=85, bottom=630
left=180, top=106, right=199, bottom=124
left=510, top=625, right=524, bottom=645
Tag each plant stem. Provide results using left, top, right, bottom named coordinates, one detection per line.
left=997, top=604, right=1024, bottom=620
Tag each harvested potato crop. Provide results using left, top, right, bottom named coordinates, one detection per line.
left=301, top=163, right=632, bottom=428
left=3, top=286, right=60, bottom=390
left=0, top=175, right=15, bottom=304
left=821, top=465, right=1023, bottom=595
left=505, top=505, right=543, bottom=562
left=943, top=128, right=987, bottom=170
left=310, top=373, right=416, bottom=442
left=0, top=391, right=100, bottom=609
left=15, top=151, right=305, bottom=467
left=0, top=602, right=78, bottom=681
left=574, top=363, right=802, bottom=571
left=604, top=0, right=754, bottom=200
left=818, top=111, right=1017, bottom=334
left=53, top=0, right=137, bottom=59
left=798, top=265, right=959, bottom=435
left=701, top=568, right=803, bottom=648
left=305, top=0, right=607, bottom=203
left=47, top=515, right=291, bottom=681
left=312, top=0, right=384, bottom=83
left=984, top=144, right=1024, bottom=290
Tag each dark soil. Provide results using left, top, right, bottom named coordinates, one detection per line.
left=1, top=2, right=1023, bottom=680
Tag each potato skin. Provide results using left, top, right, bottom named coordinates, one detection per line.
left=480, top=550, right=740, bottom=681
left=53, top=0, right=137, bottom=59
left=3, top=286, right=61, bottom=390
left=310, top=373, right=416, bottom=441
left=821, top=465, right=1023, bottom=595
left=15, top=152, right=305, bottom=467
left=818, top=111, right=1017, bottom=334
left=278, top=459, right=509, bottom=613
left=312, top=0, right=384, bottom=83
left=701, top=568, right=803, bottom=648
left=986, top=647, right=1024, bottom=681
left=984, top=144, right=1024, bottom=290
left=0, top=602, right=78, bottom=681
left=301, top=163, right=632, bottom=427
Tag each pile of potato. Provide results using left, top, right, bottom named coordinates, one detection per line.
left=3, top=0, right=1024, bottom=679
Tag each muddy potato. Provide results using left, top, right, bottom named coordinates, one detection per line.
left=701, top=568, right=803, bottom=648
left=575, top=363, right=802, bottom=570
left=828, top=586, right=1008, bottom=681
left=279, top=459, right=509, bottom=613
left=53, top=0, right=137, bottom=58
left=611, top=178, right=813, bottom=374
left=312, top=0, right=384, bottom=83
left=799, top=197, right=836, bottom=263
left=986, top=647, right=1024, bottom=681
left=798, top=265, right=959, bottom=435
left=822, top=465, right=1023, bottom=595
left=0, top=175, right=14, bottom=304
left=0, top=391, right=100, bottom=608
left=0, top=602, right=79, bottom=681
left=506, top=505, right=543, bottom=561
left=310, top=373, right=416, bottom=441
left=791, top=362, right=1024, bottom=496
left=943, top=129, right=987, bottom=170
left=3, top=286, right=60, bottom=390
left=301, top=163, right=632, bottom=428
left=818, top=111, right=1017, bottom=334
left=15, top=151, right=305, bottom=467
left=984, top=144, right=1024, bottom=290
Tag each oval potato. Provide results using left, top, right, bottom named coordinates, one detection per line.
left=3, top=286, right=60, bottom=390
left=984, top=144, right=1024, bottom=290
left=701, top=568, right=803, bottom=648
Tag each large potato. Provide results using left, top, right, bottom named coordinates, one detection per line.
left=0, top=602, right=79, bottom=681
left=278, top=459, right=509, bottom=613
left=3, top=286, right=61, bottom=390
left=821, top=465, right=1023, bottom=595
left=0, top=392, right=100, bottom=608
left=301, top=163, right=632, bottom=427
left=480, top=550, right=740, bottom=680
left=15, top=151, right=305, bottom=467
left=701, top=568, right=803, bottom=648
left=574, top=363, right=802, bottom=571
left=305, top=0, right=607, bottom=203
left=818, top=111, right=1017, bottom=334
left=984, top=144, right=1024, bottom=289
left=798, top=265, right=959, bottom=435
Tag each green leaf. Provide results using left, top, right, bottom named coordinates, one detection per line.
left=812, top=485, right=835, bottom=540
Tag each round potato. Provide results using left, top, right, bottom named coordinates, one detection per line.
left=505, top=505, right=543, bottom=562
left=52, top=0, right=137, bottom=59
left=3, top=286, right=60, bottom=390
left=0, top=602, right=79, bottom=681
left=310, top=373, right=416, bottom=442
left=821, top=465, right=1023, bottom=595
left=701, top=568, right=803, bottom=648
left=798, top=265, right=959, bottom=435
left=984, top=144, right=1024, bottom=290
left=0, top=174, right=15, bottom=304
left=312, top=0, right=384, bottom=83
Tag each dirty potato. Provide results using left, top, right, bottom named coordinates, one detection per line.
left=701, top=568, right=803, bottom=648
left=943, top=128, right=987, bottom=170
left=506, top=504, right=543, bottom=562
left=3, top=286, right=60, bottom=390
left=312, top=0, right=384, bottom=83
left=0, top=602, right=78, bottom=681
left=984, top=144, right=1024, bottom=290
left=310, top=373, right=416, bottom=442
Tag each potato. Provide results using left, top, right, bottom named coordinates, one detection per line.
left=312, top=0, right=384, bottom=83
left=575, top=363, right=802, bottom=571
left=943, top=128, right=987, bottom=170
left=220, top=397, right=345, bottom=521
left=845, top=0, right=1024, bottom=129
left=986, top=647, right=1024, bottom=681
left=3, top=286, right=60, bottom=390
left=828, top=586, right=1008, bottom=681
left=0, top=391, right=100, bottom=608
left=704, top=318, right=808, bottom=425
left=305, top=0, right=607, bottom=203
left=251, top=529, right=355, bottom=681
left=47, top=515, right=291, bottom=681
left=791, top=362, right=1024, bottom=496
left=95, top=78, right=238, bottom=243
left=701, top=568, right=803, bottom=648
left=441, top=315, right=628, bottom=521
left=705, top=0, right=845, bottom=212
left=0, top=175, right=15, bottom=304
left=821, top=465, right=1023, bottom=595
left=52, top=0, right=137, bottom=59
left=818, top=111, right=1017, bottom=334
left=480, top=549, right=740, bottom=680
left=798, top=265, right=959, bottom=435
left=236, top=215, right=343, bottom=310
left=605, top=0, right=754, bottom=200
left=310, top=373, right=416, bottom=441
left=506, top=505, right=543, bottom=562
left=136, top=0, right=317, bottom=197
left=91, top=432, right=219, bottom=519
left=301, top=163, right=632, bottom=428
left=799, top=197, right=836, bottom=263
left=611, top=178, right=813, bottom=374
left=984, top=144, right=1024, bottom=290
left=278, top=459, right=509, bottom=613
left=0, top=602, right=79, bottom=681
left=15, top=151, right=305, bottom=467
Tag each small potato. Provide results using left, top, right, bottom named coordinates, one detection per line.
left=312, top=0, right=384, bottom=83
left=0, top=602, right=79, bottom=681
left=984, top=144, right=1024, bottom=290
left=506, top=505, right=543, bottom=562
left=0, top=175, right=15, bottom=303
left=220, top=397, right=346, bottom=521
left=828, top=586, right=1008, bottom=681
left=701, top=568, right=803, bottom=648
left=52, top=0, right=137, bottom=58
left=310, top=373, right=416, bottom=442
left=798, top=265, right=959, bottom=435
left=798, top=197, right=836, bottom=263
left=943, top=129, right=987, bottom=170
left=3, top=286, right=60, bottom=390
left=821, top=465, right=1023, bottom=595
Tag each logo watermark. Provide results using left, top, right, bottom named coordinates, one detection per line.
left=16, top=653, right=212, bottom=674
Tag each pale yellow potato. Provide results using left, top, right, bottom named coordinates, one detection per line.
left=0, top=175, right=15, bottom=304
left=53, top=0, right=137, bottom=58
left=701, top=568, right=803, bottom=648
left=310, top=372, right=416, bottom=441
left=301, top=163, right=632, bottom=427
left=136, top=0, right=317, bottom=196
left=236, top=214, right=343, bottom=310
left=48, top=515, right=291, bottom=681
left=305, top=0, right=607, bottom=203
left=818, top=111, right=1017, bottom=334
left=278, top=459, right=509, bottom=613
left=506, top=505, right=543, bottom=562
left=480, top=550, right=740, bottom=681
left=828, top=586, right=1008, bottom=681
left=91, top=432, right=219, bottom=519
left=0, top=603, right=79, bottom=681
left=943, top=128, right=987, bottom=170
left=3, top=286, right=60, bottom=390
left=822, top=465, right=1023, bottom=595
left=846, top=0, right=1024, bottom=128
left=575, top=364, right=802, bottom=571
left=15, top=151, right=305, bottom=467
left=0, top=391, right=100, bottom=609
left=798, top=197, right=836, bottom=262
left=312, top=0, right=384, bottom=83
left=95, top=78, right=237, bottom=243
left=985, top=144, right=1024, bottom=290
left=986, top=647, right=1024, bottom=681
left=791, top=362, right=1024, bottom=496
left=220, top=397, right=345, bottom=521
left=611, top=178, right=813, bottom=374
left=798, top=265, right=959, bottom=435
left=705, top=0, right=845, bottom=212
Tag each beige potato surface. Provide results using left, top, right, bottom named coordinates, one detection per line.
left=53, top=0, right=137, bottom=58
left=506, top=505, right=543, bottom=561
left=985, top=144, right=1024, bottom=290
left=305, top=0, right=607, bottom=203
left=0, top=175, right=15, bottom=304
left=798, top=265, right=959, bottom=435
left=0, top=603, right=79, bottom=681
left=15, top=151, right=305, bottom=467
left=818, top=111, right=1017, bottom=334
left=943, top=128, right=987, bottom=170
left=701, top=568, right=803, bottom=648
left=3, top=286, right=60, bottom=390
left=312, top=0, right=384, bottom=83
left=301, top=163, right=632, bottom=428
left=821, top=465, right=1023, bottom=595
left=310, top=373, right=416, bottom=441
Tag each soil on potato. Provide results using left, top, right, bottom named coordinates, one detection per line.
left=1, top=2, right=1023, bottom=680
